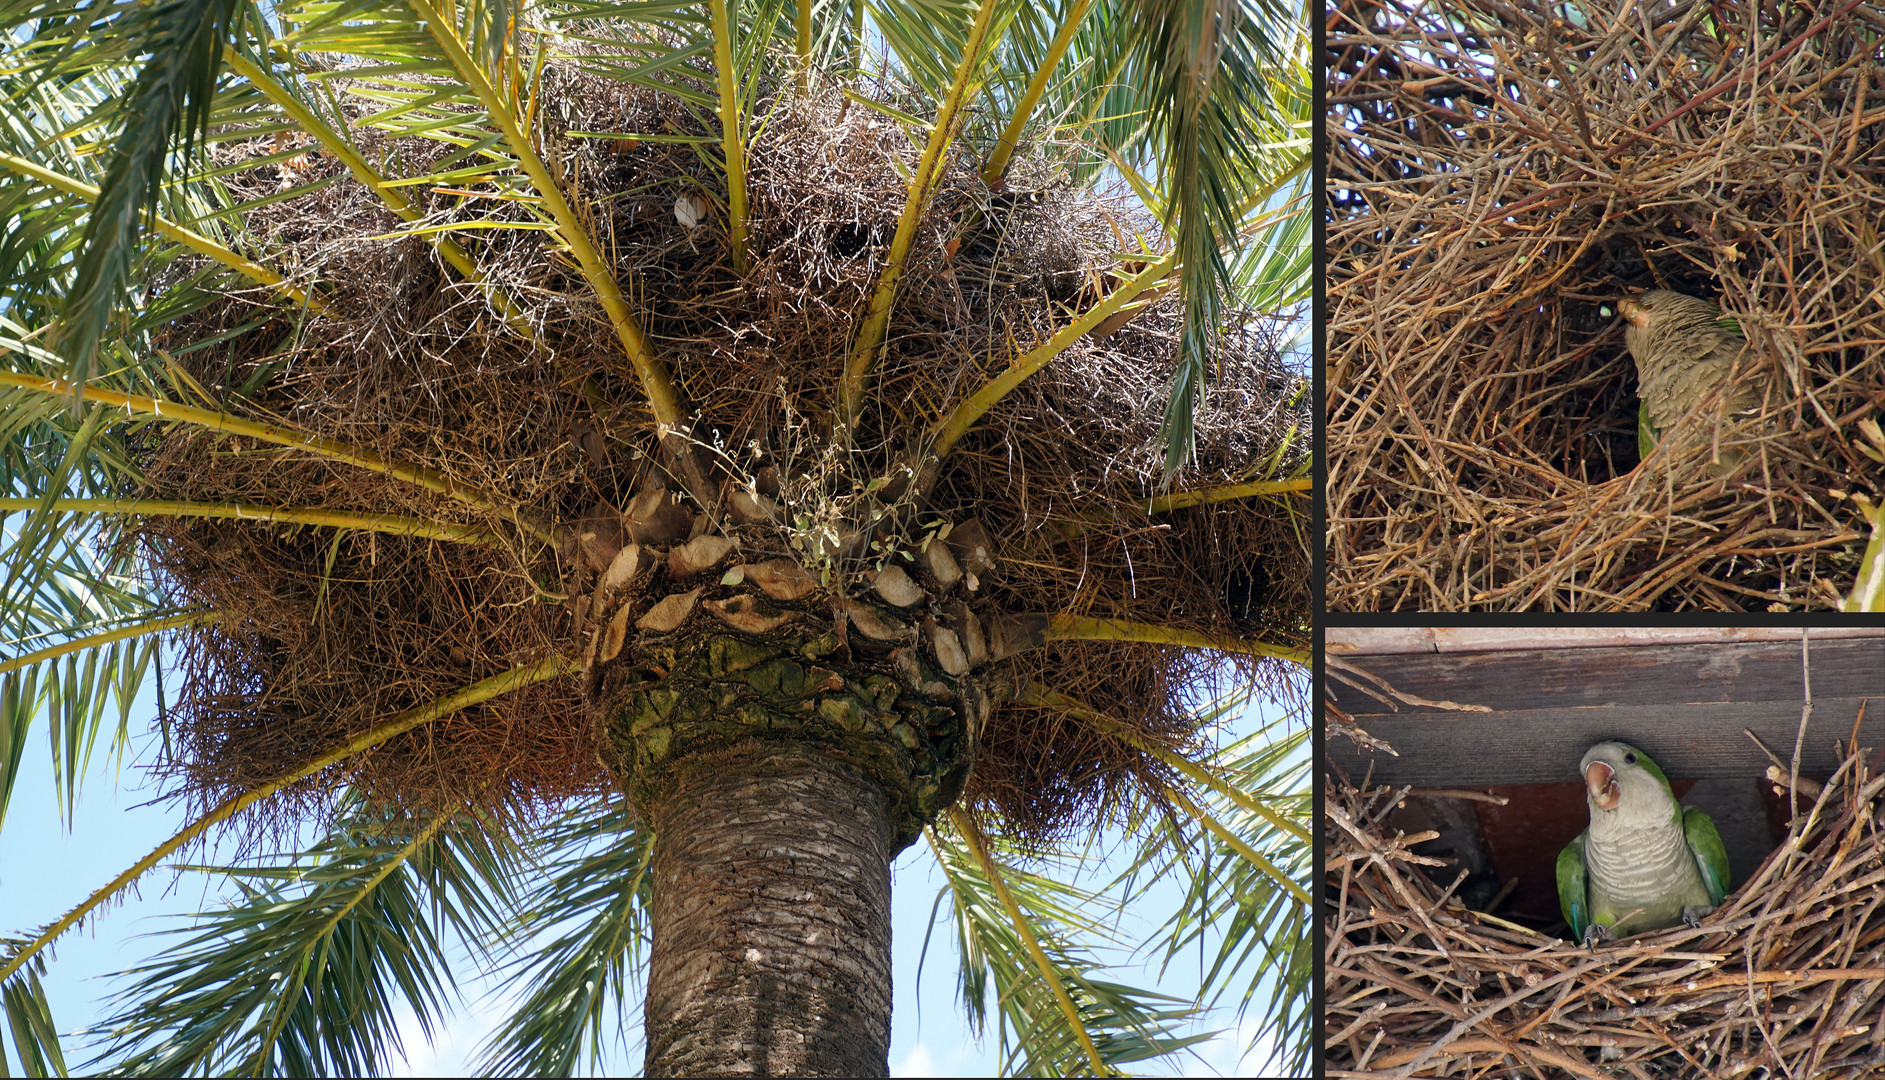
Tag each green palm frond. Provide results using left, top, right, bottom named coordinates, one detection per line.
left=866, top=0, right=990, bottom=100
left=82, top=798, right=521, bottom=1077
left=4, top=0, right=246, bottom=393
left=1228, top=162, right=1313, bottom=314
left=0, top=41, right=342, bottom=762
left=544, top=0, right=715, bottom=104
left=0, top=952, right=66, bottom=1079
left=1142, top=0, right=1302, bottom=477
left=0, top=655, right=577, bottom=1001
left=1131, top=699, right=1311, bottom=1075
left=969, top=0, right=1309, bottom=475
left=923, top=681, right=1310, bottom=1076
left=0, top=494, right=180, bottom=836
left=3, top=615, right=161, bottom=827
left=927, top=815, right=1219, bottom=1077
left=474, top=798, right=655, bottom=1077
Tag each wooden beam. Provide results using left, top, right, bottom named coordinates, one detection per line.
left=1326, top=637, right=1885, bottom=787
left=1328, top=626, right=1885, bottom=655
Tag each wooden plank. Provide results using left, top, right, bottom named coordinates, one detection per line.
left=1329, top=638, right=1884, bottom=716
left=1325, top=699, right=1878, bottom=786
left=1327, top=626, right=1885, bottom=655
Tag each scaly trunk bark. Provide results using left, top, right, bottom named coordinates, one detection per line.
left=579, top=528, right=1029, bottom=1074
left=643, top=746, right=893, bottom=1077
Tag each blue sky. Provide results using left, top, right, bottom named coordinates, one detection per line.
left=0, top=670, right=1304, bottom=1078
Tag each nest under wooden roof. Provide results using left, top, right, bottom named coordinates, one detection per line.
left=1326, top=0, right=1885, bottom=611
left=1326, top=733, right=1885, bottom=1078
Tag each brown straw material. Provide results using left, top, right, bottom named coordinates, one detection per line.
left=1327, top=0, right=1885, bottom=610
left=1326, top=719, right=1885, bottom=1078
left=123, top=62, right=1307, bottom=836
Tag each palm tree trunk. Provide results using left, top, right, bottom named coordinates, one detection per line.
left=643, top=745, right=894, bottom=1077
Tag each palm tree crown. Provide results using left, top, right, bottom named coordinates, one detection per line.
left=0, top=0, right=1311, bottom=1074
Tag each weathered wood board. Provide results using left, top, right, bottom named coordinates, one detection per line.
left=1325, top=636, right=1885, bottom=787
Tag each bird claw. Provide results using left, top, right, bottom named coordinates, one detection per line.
left=1681, top=905, right=1716, bottom=929
left=1582, top=923, right=1612, bottom=951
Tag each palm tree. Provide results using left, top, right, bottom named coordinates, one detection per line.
left=0, top=0, right=1311, bottom=1074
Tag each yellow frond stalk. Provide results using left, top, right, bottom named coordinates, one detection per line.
left=0, top=611, right=216, bottom=677
left=221, top=50, right=539, bottom=344
left=924, top=253, right=1177, bottom=464
left=246, top=813, right=451, bottom=1071
left=794, top=0, right=812, bottom=90
left=1044, top=613, right=1307, bottom=667
left=0, top=653, right=579, bottom=987
left=1161, top=782, right=1310, bottom=905
left=839, top=0, right=1005, bottom=432
left=0, top=370, right=558, bottom=546
left=709, top=0, right=750, bottom=274
left=944, top=806, right=1113, bottom=1077
left=0, top=497, right=500, bottom=545
left=409, top=0, right=688, bottom=432
left=1144, top=478, right=1311, bottom=514
left=980, top=0, right=1093, bottom=188
left=1018, top=683, right=1312, bottom=850
left=0, top=152, right=329, bottom=315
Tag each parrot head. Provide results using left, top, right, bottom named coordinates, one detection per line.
left=1617, top=290, right=1716, bottom=329
left=1580, top=740, right=1677, bottom=825
left=1616, top=290, right=1743, bottom=358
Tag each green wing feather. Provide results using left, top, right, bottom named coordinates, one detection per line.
left=1683, top=805, right=1731, bottom=904
left=1637, top=399, right=1658, bottom=460
left=1556, top=831, right=1590, bottom=938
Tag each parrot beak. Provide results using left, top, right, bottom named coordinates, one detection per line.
left=1586, top=761, right=1620, bottom=811
left=1617, top=297, right=1650, bottom=328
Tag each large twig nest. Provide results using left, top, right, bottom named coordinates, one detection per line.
left=1327, top=0, right=1885, bottom=611
left=128, top=65, right=1309, bottom=835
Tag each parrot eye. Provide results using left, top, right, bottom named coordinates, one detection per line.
left=1625, top=752, right=1637, bottom=764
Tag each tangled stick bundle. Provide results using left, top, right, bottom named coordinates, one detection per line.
left=127, top=69, right=1310, bottom=836
left=1326, top=0, right=1885, bottom=611
left=1326, top=740, right=1885, bottom=1078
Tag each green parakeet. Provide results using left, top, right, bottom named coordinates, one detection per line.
left=1617, top=289, right=1763, bottom=476
left=1556, top=741, right=1731, bottom=948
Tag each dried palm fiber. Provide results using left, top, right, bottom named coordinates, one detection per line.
left=127, top=59, right=1309, bottom=842
left=1326, top=0, right=1885, bottom=611
left=1326, top=717, right=1885, bottom=1079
